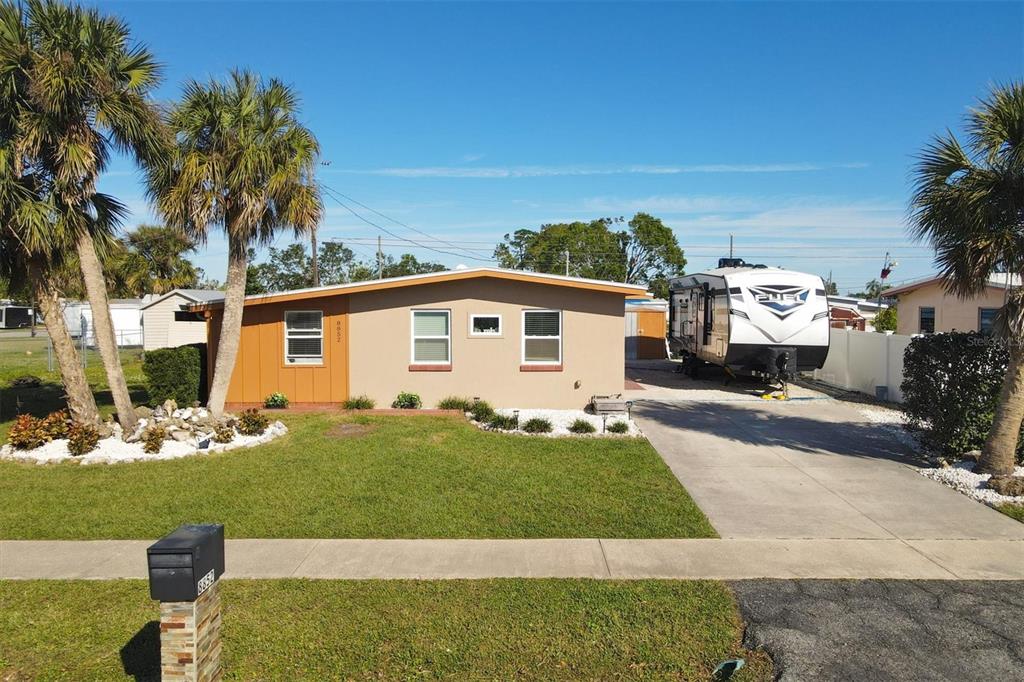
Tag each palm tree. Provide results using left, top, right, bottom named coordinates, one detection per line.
left=910, top=81, right=1024, bottom=476
left=0, top=0, right=99, bottom=424
left=11, top=0, right=166, bottom=432
left=107, top=225, right=198, bottom=297
left=148, top=71, right=322, bottom=417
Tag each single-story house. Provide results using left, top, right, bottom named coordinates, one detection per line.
left=827, top=296, right=887, bottom=332
left=625, top=298, right=668, bottom=359
left=188, top=267, right=648, bottom=409
left=141, top=289, right=223, bottom=351
left=884, top=273, right=1020, bottom=336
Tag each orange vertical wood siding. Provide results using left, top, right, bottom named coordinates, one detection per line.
left=636, top=310, right=668, bottom=359
left=207, top=296, right=349, bottom=404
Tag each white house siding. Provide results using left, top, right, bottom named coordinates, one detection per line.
left=142, top=293, right=207, bottom=351
left=812, top=327, right=912, bottom=402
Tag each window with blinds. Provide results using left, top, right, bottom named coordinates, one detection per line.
left=522, top=310, right=561, bottom=364
left=412, top=310, right=451, bottom=364
left=284, top=311, right=323, bottom=364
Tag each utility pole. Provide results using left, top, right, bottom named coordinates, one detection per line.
left=729, top=234, right=734, bottom=259
left=310, top=226, right=320, bottom=287
left=565, top=249, right=570, bottom=277
left=377, top=235, right=383, bottom=279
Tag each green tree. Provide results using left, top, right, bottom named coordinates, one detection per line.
left=822, top=278, right=839, bottom=296
left=2, top=0, right=162, bottom=429
left=909, top=81, right=1024, bottom=476
left=873, top=306, right=897, bottom=333
left=494, top=213, right=685, bottom=294
left=848, top=279, right=891, bottom=300
left=381, top=253, right=447, bottom=278
left=106, top=225, right=198, bottom=297
left=148, top=71, right=323, bottom=417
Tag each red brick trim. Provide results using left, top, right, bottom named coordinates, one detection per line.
left=408, top=364, right=453, bottom=372
left=519, top=364, right=563, bottom=372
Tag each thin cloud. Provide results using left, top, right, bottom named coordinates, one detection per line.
left=329, top=162, right=869, bottom=179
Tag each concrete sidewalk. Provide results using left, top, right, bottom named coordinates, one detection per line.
left=2, top=537, right=1022, bottom=581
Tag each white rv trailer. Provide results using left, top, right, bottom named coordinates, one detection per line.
left=668, top=259, right=830, bottom=381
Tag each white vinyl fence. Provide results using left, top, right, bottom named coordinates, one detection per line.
left=811, top=328, right=913, bottom=403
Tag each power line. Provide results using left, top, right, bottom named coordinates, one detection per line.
left=319, top=185, right=496, bottom=264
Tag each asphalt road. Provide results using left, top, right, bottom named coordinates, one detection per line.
left=731, top=580, right=1024, bottom=681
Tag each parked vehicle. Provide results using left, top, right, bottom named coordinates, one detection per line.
left=668, top=258, right=830, bottom=383
left=0, top=304, right=34, bottom=328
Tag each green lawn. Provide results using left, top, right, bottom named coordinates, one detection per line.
left=0, top=332, right=146, bottom=438
left=0, top=413, right=715, bottom=539
left=0, top=579, right=770, bottom=681
left=998, top=503, right=1024, bottom=523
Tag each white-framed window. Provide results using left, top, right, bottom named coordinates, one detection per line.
left=411, top=309, right=451, bottom=364
left=284, top=310, right=323, bottom=365
left=469, top=313, right=502, bottom=336
left=522, top=309, right=561, bottom=364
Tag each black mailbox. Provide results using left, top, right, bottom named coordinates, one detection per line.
left=147, top=524, right=225, bottom=602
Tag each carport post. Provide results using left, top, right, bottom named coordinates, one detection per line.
left=147, top=524, right=225, bottom=682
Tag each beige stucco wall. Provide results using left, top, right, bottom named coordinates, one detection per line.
left=895, top=282, right=1008, bottom=335
left=347, top=278, right=626, bottom=409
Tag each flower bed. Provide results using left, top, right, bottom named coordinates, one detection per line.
left=471, top=408, right=640, bottom=437
left=1, top=404, right=287, bottom=465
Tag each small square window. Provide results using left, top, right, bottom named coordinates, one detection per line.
left=979, top=308, right=998, bottom=335
left=522, top=310, right=562, bottom=364
left=470, top=314, right=501, bottom=336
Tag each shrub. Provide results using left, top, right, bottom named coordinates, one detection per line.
left=568, top=418, right=597, bottom=434
left=67, top=423, right=100, bottom=456
left=263, top=392, right=289, bottom=409
left=437, top=396, right=474, bottom=411
left=873, top=306, right=897, bottom=333
left=901, top=332, right=1022, bottom=461
left=237, top=408, right=270, bottom=436
left=607, top=420, right=630, bottom=434
left=143, top=346, right=201, bottom=407
left=142, top=426, right=167, bottom=454
left=522, top=417, right=553, bottom=434
left=469, top=400, right=495, bottom=422
left=487, top=413, right=518, bottom=430
left=40, top=410, right=70, bottom=440
left=344, top=395, right=376, bottom=410
left=391, top=392, right=422, bottom=409
left=7, top=414, right=48, bottom=450
left=213, top=422, right=234, bottom=444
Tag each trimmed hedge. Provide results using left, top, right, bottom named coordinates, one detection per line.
left=901, top=332, right=1023, bottom=461
left=142, top=346, right=201, bottom=407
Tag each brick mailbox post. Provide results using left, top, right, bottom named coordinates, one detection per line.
left=147, top=524, right=225, bottom=681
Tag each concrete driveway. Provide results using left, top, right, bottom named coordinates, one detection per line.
left=627, top=363, right=1024, bottom=542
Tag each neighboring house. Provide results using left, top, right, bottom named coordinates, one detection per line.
left=188, top=267, right=646, bottom=409
left=625, top=298, right=667, bottom=359
left=885, top=273, right=1020, bottom=335
left=141, top=289, right=223, bottom=351
left=60, top=299, right=144, bottom=347
left=827, top=296, right=887, bottom=332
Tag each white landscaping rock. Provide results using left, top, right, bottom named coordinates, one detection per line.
left=473, top=408, right=640, bottom=437
left=0, top=419, right=288, bottom=466
left=920, top=460, right=1024, bottom=506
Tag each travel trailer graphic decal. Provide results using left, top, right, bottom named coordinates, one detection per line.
left=747, top=285, right=810, bottom=318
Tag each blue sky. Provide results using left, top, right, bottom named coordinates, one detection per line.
left=95, top=0, right=1022, bottom=293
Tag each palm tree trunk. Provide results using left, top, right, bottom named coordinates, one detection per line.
left=30, top=264, right=99, bottom=424
left=978, top=343, right=1024, bottom=475
left=76, top=232, right=137, bottom=432
left=206, top=238, right=248, bottom=418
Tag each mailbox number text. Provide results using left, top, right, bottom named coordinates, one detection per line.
left=197, top=569, right=216, bottom=595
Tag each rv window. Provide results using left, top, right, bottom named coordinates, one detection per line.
left=522, top=310, right=561, bottom=364
left=979, top=308, right=998, bottom=335
left=412, top=310, right=451, bottom=364
left=919, top=307, right=935, bottom=334
left=284, top=311, right=323, bottom=365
